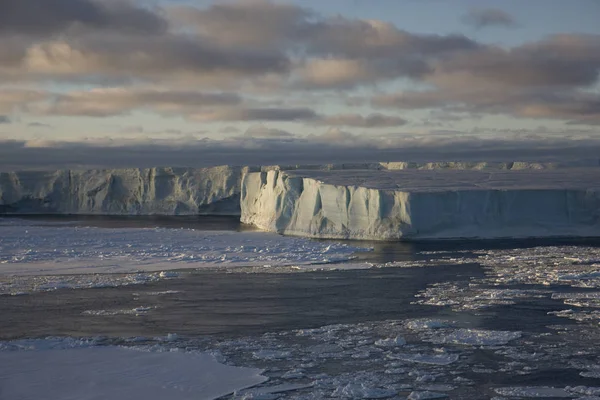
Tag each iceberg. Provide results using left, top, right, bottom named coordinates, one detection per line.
left=0, top=165, right=256, bottom=215
left=240, top=167, right=600, bottom=240
left=3, top=161, right=600, bottom=240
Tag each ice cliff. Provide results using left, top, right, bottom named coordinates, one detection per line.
left=0, top=166, right=254, bottom=215
left=3, top=161, right=600, bottom=240
left=241, top=168, right=600, bottom=240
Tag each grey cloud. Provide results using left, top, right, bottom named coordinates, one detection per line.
left=317, top=113, right=407, bottom=128
left=371, top=33, right=600, bottom=125
left=435, top=35, right=600, bottom=88
left=170, top=1, right=312, bottom=48
left=38, top=89, right=242, bottom=117
left=28, top=122, right=53, bottom=128
left=169, top=1, right=479, bottom=87
left=462, top=8, right=518, bottom=29
left=0, top=0, right=167, bottom=36
left=219, top=126, right=241, bottom=134
left=17, top=34, right=290, bottom=82
left=373, top=87, right=600, bottom=125
left=243, top=125, right=294, bottom=138
left=0, top=89, right=46, bottom=114
left=0, top=115, right=10, bottom=124
left=2, top=134, right=600, bottom=172
left=193, top=107, right=317, bottom=122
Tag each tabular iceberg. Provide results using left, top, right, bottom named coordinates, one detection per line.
left=0, top=166, right=255, bottom=215
left=240, top=168, right=600, bottom=240
left=3, top=161, right=600, bottom=240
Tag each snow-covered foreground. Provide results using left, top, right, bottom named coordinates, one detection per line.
left=0, top=338, right=266, bottom=400
left=0, top=219, right=365, bottom=295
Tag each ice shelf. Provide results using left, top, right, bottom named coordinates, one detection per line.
left=240, top=167, right=600, bottom=240
left=0, top=166, right=255, bottom=215
left=3, top=162, right=600, bottom=240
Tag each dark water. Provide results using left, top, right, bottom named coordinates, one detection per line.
left=1, top=264, right=486, bottom=340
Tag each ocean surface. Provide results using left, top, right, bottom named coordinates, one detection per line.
left=2, top=216, right=600, bottom=399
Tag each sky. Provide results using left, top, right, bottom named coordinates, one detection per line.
left=0, top=0, right=599, bottom=169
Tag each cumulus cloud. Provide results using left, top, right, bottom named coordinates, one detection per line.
left=462, top=8, right=518, bottom=29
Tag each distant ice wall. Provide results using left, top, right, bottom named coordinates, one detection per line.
left=241, top=170, right=600, bottom=240
left=0, top=166, right=256, bottom=215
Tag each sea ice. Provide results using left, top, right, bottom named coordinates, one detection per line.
left=493, top=386, right=572, bottom=398
left=0, top=222, right=364, bottom=294
left=393, top=353, right=459, bottom=366
left=407, top=390, right=449, bottom=399
left=0, top=343, right=266, bottom=400
left=430, top=329, right=522, bottom=346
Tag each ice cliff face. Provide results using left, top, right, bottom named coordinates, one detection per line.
left=241, top=169, right=600, bottom=240
left=3, top=161, right=600, bottom=240
left=0, top=166, right=254, bottom=215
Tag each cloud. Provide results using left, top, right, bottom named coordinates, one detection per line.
left=191, top=107, right=318, bottom=122
left=219, top=126, right=241, bottom=134
left=2, top=132, right=600, bottom=172
left=0, top=0, right=167, bottom=36
left=28, top=88, right=242, bottom=117
left=0, top=0, right=599, bottom=131
left=0, top=89, right=47, bottom=114
left=461, top=8, right=518, bottom=29
left=317, top=113, right=407, bottom=128
left=28, top=122, right=53, bottom=128
left=434, top=35, right=600, bottom=88
left=371, top=34, right=600, bottom=125
left=5, top=36, right=289, bottom=85
left=0, top=115, right=10, bottom=124
left=373, top=86, right=600, bottom=125
left=243, top=125, right=294, bottom=138
left=168, top=0, right=312, bottom=49
left=0, top=0, right=480, bottom=88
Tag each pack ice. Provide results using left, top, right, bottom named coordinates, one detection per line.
left=2, top=162, right=600, bottom=240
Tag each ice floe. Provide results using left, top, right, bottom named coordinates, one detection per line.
left=0, top=338, right=266, bottom=400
